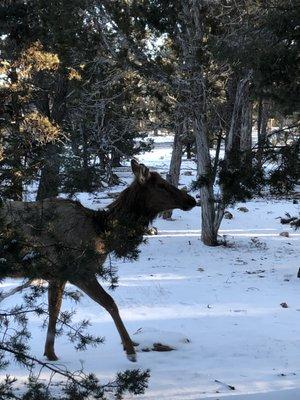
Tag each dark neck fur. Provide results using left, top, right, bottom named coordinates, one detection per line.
left=93, top=182, right=157, bottom=259
left=106, top=181, right=157, bottom=225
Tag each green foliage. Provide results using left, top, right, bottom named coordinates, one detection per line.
left=115, top=369, right=151, bottom=400
left=0, top=196, right=150, bottom=398
left=0, top=0, right=298, bottom=392
left=190, top=175, right=212, bottom=191
left=217, top=140, right=299, bottom=205
left=267, top=139, right=300, bottom=195
left=218, top=151, right=265, bottom=205
left=0, top=365, right=149, bottom=400
left=0, top=203, right=44, bottom=279
left=0, top=0, right=152, bottom=200
left=213, top=0, right=300, bottom=114
left=0, top=248, right=149, bottom=400
left=0, top=201, right=118, bottom=287
left=61, top=156, right=104, bottom=194
left=102, top=214, right=148, bottom=261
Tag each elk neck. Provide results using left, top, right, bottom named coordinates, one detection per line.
left=106, top=181, right=157, bottom=227
left=92, top=181, right=157, bottom=256
left=92, top=182, right=158, bottom=259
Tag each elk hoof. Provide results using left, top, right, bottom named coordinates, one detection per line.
left=127, top=353, right=137, bottom=362
left=123, top=341, right=139, bottom=350
left=44, top=352, right=59, bottom=361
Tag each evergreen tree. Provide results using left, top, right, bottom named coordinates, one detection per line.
left=0, top=1, right=151, bottom=199
left=98, top=0, right=299, bottom=244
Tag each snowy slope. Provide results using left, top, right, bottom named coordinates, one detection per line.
left=1, top=136, right=300, bottom=399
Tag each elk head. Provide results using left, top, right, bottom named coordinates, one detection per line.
left=131, top=159, right=196, bottom=217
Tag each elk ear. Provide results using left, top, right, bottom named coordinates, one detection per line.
left=131, top=159, right=150, bottom=184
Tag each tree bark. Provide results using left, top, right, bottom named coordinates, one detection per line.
left=256, top=99, right=270, bottom=166
left=163, top=122, right=184, bottom=219
left=212, top=130, right=222, bottom=184
left=36, top=143, right=61, bottom=200
left=36, top=74, right=68, bottom=200
left=81, top=123, right=94, bottom=191
left=211, top=73, right=252, bottom=237
left=226, top=71, right=252, bottom=155
left=240, top=84, right=252, bottom=152
left=257, top=97, right=262, bottom=140
left=194, top=112, right=219, bottom=245
left=9, top=68, right=23, bottom=200
left=200, top=185, right=218, bottom=246
left=186, top=142, right=192, bottom=159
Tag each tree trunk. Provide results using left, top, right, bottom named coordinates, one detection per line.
left=9, top=160, right=23, bottom=200
left=212, top=72, right=252, bottom=244
left=36, top=143, right=61, bottom=200
left=200, top=185, right=218, bottom=246
left=81, top=124, right=94, bottom=191
left=111, top=150, right=122, bottom=167
left=256, top=99, right=270, bottom=166
left=257, top=97, right=263, bottom=140
left=226, top=71, right=252, bottom=155
left=186, top=143, right=192, bottom=159
left=168, top=123, right=184, bottom=186
left=36, top=74, right=68, bottom=200
left=9, top=69, right=23, bottom=200
left=240, top=85, right=252, bottom=152
left=194, top=113, right=219, bottom=245
left=212, top=130, right=222, bottom=183
left=163, top=123, right=183, bottom=219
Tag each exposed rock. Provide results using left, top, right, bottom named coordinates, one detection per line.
left=146, top=226, right=158, bottom=235
left=152, top=343, right=175, bottom=352
left=237, top=207, right=249, bottom=212
left=224, top=211, right=234, bottom=219
left=141, top=347, right=151, bottom=352
left=279, top=231, right=289, bottom=237
left=280, top=302, right=289, bottom=308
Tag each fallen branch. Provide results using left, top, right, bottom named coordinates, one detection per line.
left=215, top=379, right=235, bottom=390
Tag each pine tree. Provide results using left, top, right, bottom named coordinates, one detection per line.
left=98, top=0, right=299, bottom=245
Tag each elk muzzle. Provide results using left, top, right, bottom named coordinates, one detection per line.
left=180, top=190, right=197, bottom=211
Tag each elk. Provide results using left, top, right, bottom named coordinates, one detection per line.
left=0, top=160, right=196, bottom=362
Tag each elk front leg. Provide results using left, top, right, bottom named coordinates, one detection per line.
left=71, top=275, right=136, bottom=362
left=44, top=280, right=66, bottom=361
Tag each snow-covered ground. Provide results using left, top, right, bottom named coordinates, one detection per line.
left=1, top=136, right=300, bottom=399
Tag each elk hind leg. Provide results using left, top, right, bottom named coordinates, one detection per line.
left=72, top=275, right=136, bottom=362
left=44, top=280, right=66, bottom=361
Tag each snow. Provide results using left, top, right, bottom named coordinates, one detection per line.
left=1, top=136, right=300, bottom=399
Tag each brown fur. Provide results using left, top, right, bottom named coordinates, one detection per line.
left=0, top=161, right=196, bottom=361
